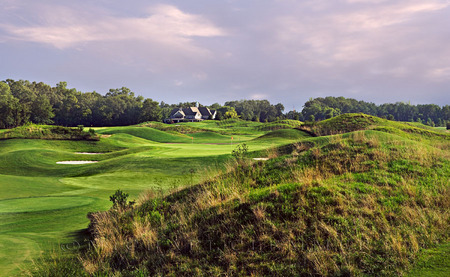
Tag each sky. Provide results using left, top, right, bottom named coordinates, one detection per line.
left=1, top=0, right=449, bottom=109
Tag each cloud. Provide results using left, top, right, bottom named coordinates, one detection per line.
left=264, top=0, right=450, bottom=75
left=251, top=93, right=268, bottom=100
left=336, top=1, right=450, bottom=30
left=427, top=67, right=450, bottom=81
left=1, top=4, right=226, bottom=49
left=193, top=72, right=208, bottom=80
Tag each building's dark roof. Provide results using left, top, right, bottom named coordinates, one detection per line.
left=172, top=109, right=185, bottom=118
left=198, top=107, right=212, bottom=116
left=184, top=107, right=200, bottom=116
left=169, top=108, right=181, bottom=117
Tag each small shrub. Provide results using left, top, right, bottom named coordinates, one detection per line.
left=232, top=143, right=249, bottom=160
left=110, top=189, right=135, bottom=210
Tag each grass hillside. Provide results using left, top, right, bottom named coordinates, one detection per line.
left=300, top=113, right=449, bottom=140
left=32, top=114, right=449, bottom=276
left=95, top=126, right=191, bottom=143
left=0, top=119, right=308, bottom=276
left=256, top=119, right=303, bottom=131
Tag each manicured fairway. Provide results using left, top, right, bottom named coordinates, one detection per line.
left=0, top=123, right=309, bottom=276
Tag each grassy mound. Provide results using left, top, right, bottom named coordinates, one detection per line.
left=96, top=126, right=191, bottom=143
left=140, top=122, right=211, bottom=134
left=256, top=119, right=303, bottom=131
left=143, top=119, right=267, bottom=136
left=253, top=129, right=311, bottom=142
left=96, top=126, right=238, bottom=144
left=300, top=114, right=449, bottom=141
left=36, top=119, right=449, bottom=276
left=0, top=124, right=99, bottom=141
left=299, top=113, right=381, bottom=136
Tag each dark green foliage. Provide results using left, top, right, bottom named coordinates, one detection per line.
left=301, top=96, right=449, bottom=126
left=224, top=99, right=284, bottom=122
left=1, top=80, right=162, bottom=128
left=231, top=143, right=248, bottom=160
left=110, top=189, right=135, bottom=210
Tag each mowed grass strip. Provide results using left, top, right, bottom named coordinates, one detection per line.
left=0, top=196, right=95, bottom=213
left=407, top=243, right=450, bottom=277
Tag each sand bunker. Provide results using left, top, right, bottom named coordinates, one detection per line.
left=253, top=158, right=269, bottom=161
left=75, top=152, right=104, bottom=155
left=56, top=161, right=98, bottom=165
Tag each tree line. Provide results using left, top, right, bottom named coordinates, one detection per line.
left=1, top=79, right=448, bottom=128
left=0, top=80, right=160, bottom=128
left=295, top=96, right=449, bottom=127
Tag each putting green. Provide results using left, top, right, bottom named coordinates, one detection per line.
left=0, top=196, right=95, bottom=213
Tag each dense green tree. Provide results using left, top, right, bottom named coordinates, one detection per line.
left=224, top=100, right=282, bottom=122
left=224, top=107, right=239, bottom=119
left=141, top=98, right=162, bottom=122
left=0, top=82, right=19, bottom=128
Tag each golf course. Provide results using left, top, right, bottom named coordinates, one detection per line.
left=0, top=119, right=309, bottom=276
left=0, top=115, right=449, bottom=276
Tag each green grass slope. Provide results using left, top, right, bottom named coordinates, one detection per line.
left=96, top=126, right=255, bottom=144
left=301, top=113, right=449, bottom=141
left=407, top=242, right=450, bottom=277
left=95, top=126, right=191, bottom=143
left=256, top=119, right=303, bottom=131
left=37, top=116, right=449, bottom=276
left=0, top=120, right=308, bottom=276
left=254, top=128, right=311, bottom=141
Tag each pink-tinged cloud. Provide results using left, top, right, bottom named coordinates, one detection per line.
left=1, top=4, right=226, bottom=49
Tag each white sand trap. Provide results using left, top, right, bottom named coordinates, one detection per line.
left=253, top=158, right=269, bottom=161
left=75, top=152, right=105, bottom=155
left=56, top=161, right=99, bottom=165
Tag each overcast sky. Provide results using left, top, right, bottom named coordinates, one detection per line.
left=1, top=0, right=449, bottom=109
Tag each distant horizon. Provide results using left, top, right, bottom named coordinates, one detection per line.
left=2, top=77, right=448, bottom=109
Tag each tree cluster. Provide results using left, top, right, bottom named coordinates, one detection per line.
left=299, top=97, right=449, bottom=126
left=0, top=80, right=161, bottom=128
left=222, top=100, right=284, bottom=122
